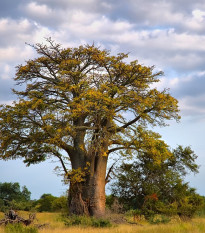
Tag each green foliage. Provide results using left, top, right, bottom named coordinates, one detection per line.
left=4, top=200, right=33, bottom=211
left=177, top=190, right=204, bottom=218
left=106, top=194, right=115, bottom=209
left=148, top=215, right=171, bottom=224
left=51, top=195, right=68, bottom=212
left=5, top=223, right=38, bottom=233
left=112, top=143, right=203, bottom=219
left=33, top=194, right=67, bottom=212
left=196, top=196, right=205, bottom=216
left=64, top=215, right=112, bottom=228
left=91, top=218, right=112, bottom=228
left=0, top=182, right=31, bottom=202
left=0, top=182, right=32, bottom=211
left=33, top=194, right=57, bottom=212
left=126, top=209, right=142, bottom=217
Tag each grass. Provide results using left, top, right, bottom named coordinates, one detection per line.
left=1, top=212, right=205, bottom=233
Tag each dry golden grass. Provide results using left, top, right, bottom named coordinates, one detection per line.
left=1, top=212, right=205, bottom=233
left=38, top=218, right=205, bottom=233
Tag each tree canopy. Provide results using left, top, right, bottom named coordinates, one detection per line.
left=0, top=182, right=31, bottom=211
left=0, top=38, right=180, bottom=216
left=112, top=140, right=203, bottom=218
left=0, top=182, right=31, bottom=202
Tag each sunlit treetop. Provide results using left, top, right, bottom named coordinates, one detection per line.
left=0, top=38, right=180, bottom=169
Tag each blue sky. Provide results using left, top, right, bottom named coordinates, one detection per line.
left=1, top=0, right=205, bottom=199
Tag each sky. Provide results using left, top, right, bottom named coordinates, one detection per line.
left=1, top=0, right=205, bottom=199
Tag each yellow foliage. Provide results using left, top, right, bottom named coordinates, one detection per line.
left=66, top=163, right=91, bottom=184
left=0, top=42, right=181, bottom=179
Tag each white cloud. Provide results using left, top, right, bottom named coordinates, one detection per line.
left=0, top=47, right=32, bottom=63
left=179, top=95, right=205, bottom=116
left=69, top=10, right=99, bottom=25
left=25, top=2, right=53, bottom=18
left=192, top=9, right=205, bottom=22
left=1, top=0, right=205, bottom=117
left=1, top=64, right=12, bottom=80
left=0, top=18, right=32, bottom=36
left=60, top=13, right=133, bottom=38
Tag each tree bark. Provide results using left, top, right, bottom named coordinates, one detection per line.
left=68, top=155, right=108, bottom=217
left=68, top=182, right=90, bottom=216
left=89, top=155, right=107, bottom=217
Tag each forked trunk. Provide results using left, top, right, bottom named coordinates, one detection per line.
left=68, top=155, right=107, bottom=217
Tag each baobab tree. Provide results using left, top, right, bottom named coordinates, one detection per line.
left=0, top=39, right=180, bottom=217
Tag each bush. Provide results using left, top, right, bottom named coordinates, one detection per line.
left=0, top=182, right=32, bottom=211
left=33, top=194, right=68, bottom=212
left=52, top=196, right=67, bottom=212
left=177, top=193, right=204, bottom=218
left=92, top=218, right=112, bottom=228
left=112, top=145, right=203, bottom=219
left=148, top=215, right=171, bottom=224
left=106, top=195, right=115, bottom=209
left=5, top=223, right=38, bottom=233
left=64, top=215, right=112, bottom=228
left=33, top=194, right=57, bottom=212
left=196, top=196, right=205, bottom=217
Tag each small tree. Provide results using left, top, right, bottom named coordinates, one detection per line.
left=112, top=137, right=203, bottom=218
left=0, top=39, right=180, bottom=216
left=33, top=194, right=68, bottom=212
left=34, top=193, right=57, bottom=212
left=0, top=182, right=31, bottom=203
left=0, top=182, right=31, bottom=211
left=51, top=195, right=67, bottom=212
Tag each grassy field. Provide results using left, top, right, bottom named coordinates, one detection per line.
left=1, top=212, right=205, bottom=233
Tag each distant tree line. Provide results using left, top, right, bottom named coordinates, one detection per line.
left=0, top=182, right=67, bottom=212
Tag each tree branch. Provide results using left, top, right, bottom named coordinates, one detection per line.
left=53, top=151, right=68, bottom=174
left=110, top=108, right=154, bottom=133
left=108, top=146, right=137, bottom=155
left=105, top=160, right=118, bottom=184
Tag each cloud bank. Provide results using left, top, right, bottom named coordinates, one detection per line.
left=1, top=0, right=205, bottom=119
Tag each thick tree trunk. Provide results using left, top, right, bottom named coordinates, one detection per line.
left=68, top=182, right=90, bottom=216
left=89, top=155, right=107, bottom=217
left=68, top=155, right=107, bottom=217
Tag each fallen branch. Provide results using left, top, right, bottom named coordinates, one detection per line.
left=0, top=210, right=36, bottom=226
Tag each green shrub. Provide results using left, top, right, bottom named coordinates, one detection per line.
left=51, top=196, right=67, bottom=212
left=5, top=223, right=38, bottom=233
left=148, top=215, right=171, bottom=224
left=177, top=193, right=204, bottom=218
left=64, top=215, right=112, bottom=228
left=91, top=218, right=112, bottom=227
left=125, top=209, right=142, bottom=217
left=112, top=146, right=202, bottom=219
left=33, top=194, right=68, bottom=212
left=33, top=194, right=57, bottom=212
left=106, top=195, right=115, bottom=209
